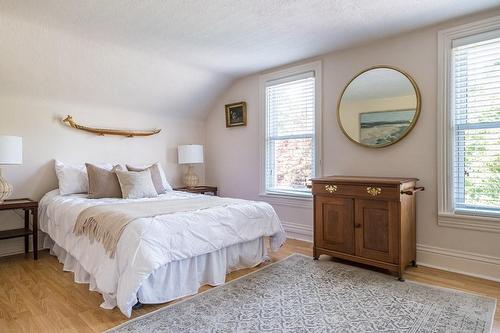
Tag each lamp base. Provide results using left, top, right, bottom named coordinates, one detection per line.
left=183, top=165, right=199, bottom=189
left=0, top=173, right=13, bottom=203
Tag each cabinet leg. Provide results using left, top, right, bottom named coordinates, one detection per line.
left=411, top=260, right=417, bottom=268
left=313, top=248, right=319, bottom=260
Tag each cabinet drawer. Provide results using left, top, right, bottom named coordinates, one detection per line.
left=312, top=183, right=399, bottom=200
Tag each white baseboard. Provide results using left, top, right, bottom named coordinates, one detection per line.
left=0, top=235, right=46, bottom=258
left=281, top=221, right=313, bottom=242
left=281, top=222, right=500, bottom=282
left=0, top=238, right=28, bottom=257
left=3, top=221, right=498, bottom=283
left=416, top=244, right=500, bottom=282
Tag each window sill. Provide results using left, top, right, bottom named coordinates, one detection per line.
left=258, top=192, right=313, bottom=209
left=438, top=212, right=500, bottom=233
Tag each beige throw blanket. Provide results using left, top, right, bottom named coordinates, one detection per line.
left=73, top=196, right=239, bottom=258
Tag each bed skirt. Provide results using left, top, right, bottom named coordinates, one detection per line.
left=42, top=235, right=268, bottom=310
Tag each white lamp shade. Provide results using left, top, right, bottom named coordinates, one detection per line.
left=0, top=136, right=22, bottom=165
left=178, top=145, right=204, bottom=164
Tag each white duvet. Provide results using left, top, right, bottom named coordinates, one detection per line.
left=39, top=190, right=286, bottom=317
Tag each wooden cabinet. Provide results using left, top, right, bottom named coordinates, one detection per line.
left=312, top=176, right=423, bottom=280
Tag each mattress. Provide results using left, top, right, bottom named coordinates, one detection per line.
left=39, top=190, right=286, bottom=317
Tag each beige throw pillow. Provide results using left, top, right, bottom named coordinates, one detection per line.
left=86, top=164, right=123, bottom=199
left=115, top=169, right=158, bottom=199
left=126, top=163, right=166, bottom=194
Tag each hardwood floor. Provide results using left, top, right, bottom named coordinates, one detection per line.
left=0, top=239, right=498, bottom=332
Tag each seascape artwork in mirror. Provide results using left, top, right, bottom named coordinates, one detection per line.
left=337, top=66, right=421, bottom=148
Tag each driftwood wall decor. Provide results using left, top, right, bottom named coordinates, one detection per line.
left=62, top=115, right=161, bottom=137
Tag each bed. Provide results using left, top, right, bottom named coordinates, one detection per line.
left=39, top=189, right=286, bottom=317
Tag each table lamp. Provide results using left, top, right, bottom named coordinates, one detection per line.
left=0, top=136, right=23, bottom=202
left=178, top=144, right=204, bottom=188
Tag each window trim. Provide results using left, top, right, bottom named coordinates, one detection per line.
left=437, top=15, right=500, bottom=232
left=258, top=60, right=322, bottom=202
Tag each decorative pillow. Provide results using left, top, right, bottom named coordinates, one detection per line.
left=86, top=163, right=123, bottom=199
left=126, top=163, right=167, bottom=194
left=115, top=169, right=158, bottom=199
left=126, top=162, right=172, bottom=192
left=55, top=160, right=113, bottom=195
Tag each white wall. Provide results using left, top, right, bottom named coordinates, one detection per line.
left=205, top=10, right=500, bottom=280
left=0, top=96, right=205, bottom=256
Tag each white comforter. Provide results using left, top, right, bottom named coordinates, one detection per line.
left=39, top=190, right=285, bottom=317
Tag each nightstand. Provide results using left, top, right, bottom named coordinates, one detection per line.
left=0, top=198, right=39, bottom=260
left=174, top=186, right=218, bottom=196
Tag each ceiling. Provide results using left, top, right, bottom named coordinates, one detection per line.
left=1, top=0, right=499, bottom=118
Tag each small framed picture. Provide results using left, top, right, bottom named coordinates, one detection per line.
left=225, top=102, right=247, bottom=127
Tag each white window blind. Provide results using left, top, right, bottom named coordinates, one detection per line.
left=265, top=71, right=316, bottom=195
left=452, top=30, right=500, bottom=216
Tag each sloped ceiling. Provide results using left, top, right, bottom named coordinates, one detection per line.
left=1, top=0, right=499, bottom=118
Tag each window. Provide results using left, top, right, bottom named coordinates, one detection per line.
left=260, top=62, right=321, bottom=198
left=438, top=16, right=500, bottom=231
left=452, top=31, right=500, bottom=216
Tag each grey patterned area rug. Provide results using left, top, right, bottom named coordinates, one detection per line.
left=108, top=254, right=496, bottom=333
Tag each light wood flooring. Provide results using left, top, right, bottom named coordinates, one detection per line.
left=0, top=239, right=498, bottom=332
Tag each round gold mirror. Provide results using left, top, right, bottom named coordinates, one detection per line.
left=337, top=66, right=421, bottom=148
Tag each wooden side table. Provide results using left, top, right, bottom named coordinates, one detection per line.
left=174, top=186, right=218, bottom=196
left=0, top=198, right=39, bottom=260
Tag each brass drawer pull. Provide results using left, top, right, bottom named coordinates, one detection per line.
left=325, top=185, right=337, bottom=193
left=366, top=187, right=381, bottom=196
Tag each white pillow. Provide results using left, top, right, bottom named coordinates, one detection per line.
left=126, top=162, right=173, bottom=192
left=55, top=160, right=113, bottom=195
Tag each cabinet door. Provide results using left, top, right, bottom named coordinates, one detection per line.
left=314, top=196, right=354, bottom=254
left=355, top=199, right=399, bottom=263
